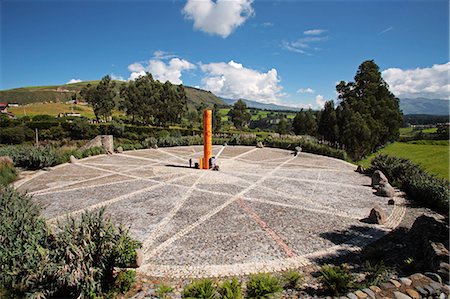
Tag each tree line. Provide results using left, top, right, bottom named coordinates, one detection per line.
left=292, top=60, right=403, bottom=160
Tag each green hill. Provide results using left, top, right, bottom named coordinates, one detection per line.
left=0, top=81, right=226, bottom=108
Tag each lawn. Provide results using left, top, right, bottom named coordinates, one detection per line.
left=358, top=141, right=449, bottom=180
left=399, top=126, right=437, bottom=137
left=9, top=103, right=124, bottom=119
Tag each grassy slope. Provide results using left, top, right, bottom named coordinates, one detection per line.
left=8, top=103, right=124, bottom=118
left=358, top=141, right=449, bottom=180
left=0, top=81, right=226, bottom=108
left=399, top=127, right=437, bottom=137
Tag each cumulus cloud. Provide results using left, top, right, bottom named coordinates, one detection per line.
left=200, top=60, right=284, bottom=103
left=128, top=57, right=196, bottom=84
left=315, top=94, right=326, bottom=108
left=382, top=62, right=450, bottom=99
left=66, top=79, right=82, bottom=84
left=304, top=29, right=327, bottom=35
left=297, top=87, right=315, bottom=94
left=182, top=0, right=254, bottom=38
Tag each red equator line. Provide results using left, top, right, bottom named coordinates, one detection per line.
left=236, top=198, right=296, bottom=258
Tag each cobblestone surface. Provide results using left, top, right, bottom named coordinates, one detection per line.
left=15, top=145, right=405, bottom=278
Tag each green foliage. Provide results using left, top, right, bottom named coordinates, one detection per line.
left=245, top=273, right=282, bottom=299
left=370, top=154, right=449, bottom=213
left=293, top=109, right=318, bottom=136
left=156, top=283, right=174, bottom=298
left=0, top=188, right=53, bottom=297
left=319, top=264, right=354, bottom=296
left=182, top=279, right=217, bottom=299
left=276, top=117, right=290, bottom=135
left=81, top=146, right=106, bottom=158
left=0, top=126, right=33, bottom=144
left=361, top=261, right=387, bottom=287
left=335, top=60, right=403, bottom=160
left=0, top=145, right=61, bottom=169
left=229, top=100, right=251, bottom=129
left=218, top=278, right=242, bottom=299
left=281, top=270, right=303, bottom=289
left=318, top=101, right=339, bottom=144
left=81, top=75, right=117, bottom=121
left=114, top=270, right=136, bottom=294
left=0, top=160, right=17, bottom=186
left=213, top=104, right=222, bottom=133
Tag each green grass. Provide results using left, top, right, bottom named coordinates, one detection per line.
left=358, top=141, right=449, bottom=180
left=9, top=103, right=124, bottom=118
left=219, top=108, right=296, bottom=122
left=399, top=126, right=437, bottom=137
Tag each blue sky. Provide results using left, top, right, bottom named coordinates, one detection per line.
left=1, top=0, right=449, bottom=108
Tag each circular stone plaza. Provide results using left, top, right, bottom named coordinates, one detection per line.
left=15, top=146, right=405, bottom=278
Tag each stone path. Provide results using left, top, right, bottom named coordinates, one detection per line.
left=15, top=146, right=405, bottom=278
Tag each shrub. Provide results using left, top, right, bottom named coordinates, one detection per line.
left=0, top=126, right=32, bottom=144
left=51, top=208, right=142, bottom=297
left=0, top=158, right=17, bottom=186
left=0, top=188, right=142, bottom=298
left=361, top=261, right=387, bottom=287
left=114, top=270, right=136, bottom=294
left=246, top=273, right=282, bottom=299
left=370, top=154, right=449, bottom=214
left=141, top=137, right=158, bottom=149
left=182, top=279, right=217, bottom=299
left=0, top=188, right=53, bottom=297
left=281, top=270, right=303, bottom=289
left=319, top=264, right=354, bottom=296
left=0, top=145, right=61, bottom=169
left=218, top=278, right=242, bottom=299
left=81, top=146, right=106, bottom=158
left=156, top=283, right=174, bottom=299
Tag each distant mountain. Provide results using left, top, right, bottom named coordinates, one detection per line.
left=0, top=81, right=226, bottom=109
left=400, top=98, right=449, bottom=115
left=222, top=98, right=300, bottom=111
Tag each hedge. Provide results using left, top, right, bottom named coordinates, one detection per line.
left=370, top=154, right=449, bottom=214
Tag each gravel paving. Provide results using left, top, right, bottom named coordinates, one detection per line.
left=15, top=145, right=406, bottom=278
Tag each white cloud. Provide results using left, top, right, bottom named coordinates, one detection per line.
left=378, top=26, right=393, bottom=35
left=297, top=87, right=315, bottom=94
left=66, top=79, right=82, bottom=84
left=182, top=0, right=254, bottom=38
left=200, top=60, right=284, bottom=103
left=382, top=62, right=450, bottom=99
left=153, top=50, right=176, bottom=60
left=261, top=22, right=274, bottom=27
left=110, top=74, right=125, bottom=81
left=315, top=94, right=326, bottom=108
left=282, top=35, right=329, bottom=55
left=128, top=57, right=196, bottom=84
left=304, top=29, right=327, bottom=35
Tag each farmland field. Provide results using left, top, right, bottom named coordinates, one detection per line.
left=8, top=103, right=124, bottom=118
left=358, top=141, right=449, bottom=180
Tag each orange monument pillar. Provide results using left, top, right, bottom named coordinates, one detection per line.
left=203, top=109, right=212, bottom=169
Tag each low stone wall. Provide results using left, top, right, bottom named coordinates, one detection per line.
left=80, top=135, right=114, bottom=154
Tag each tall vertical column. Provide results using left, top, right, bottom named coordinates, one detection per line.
left=203, top=109, right=212, bottom=169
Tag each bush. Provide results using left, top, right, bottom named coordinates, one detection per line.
left=0, top=188, right=53, bottom=297
left=246, top=273, right=282, bottom=299
left=0, top=145, right=61, bottom=169
left=114, top=270, right=136, bottom=294
left=81, top=146, right=106, bottom=158
left=0, top=126, right=33, bottom=144
left=319, top=264, right=354, bottom=296
left=281, top=270, right=303, bottom=289
left=182, top=279, right=217, bottom=299
left=156, top=283, right=174, bottom=299
left=0, top=158, right=17, bottom=186
left=370, top=154, right=449, bottom=213
left=218, top=278, right=242, bottom=299
left=0, top=188, right=141, bottom=298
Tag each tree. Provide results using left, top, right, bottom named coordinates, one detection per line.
left=318, top=100, right=339, bottom=143
left=335, top=60, right=403, bottom=159
left=212, top=103, right=222, bottom=132
left=81, top=75, right=116, bottom=122
left=228, top=99, right=251, bottom=129
left=292, top=109, right=318, bottom=136
left=276, top=117, right=290, bottom=135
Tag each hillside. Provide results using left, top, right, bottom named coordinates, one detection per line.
left=400, top=98, right=449, bottom=115
left=0, top=81, right=226, bottom=108
left=222, top=98, right=300, bottom=112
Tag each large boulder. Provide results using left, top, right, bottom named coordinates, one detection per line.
left=372, top=170, right=388, bottom=187
left=376, top=182, right=395, bottom=197
left=367, top=206, right=386, bottom=224
left=80, top=135, right=114, bottom=154
left=69, top=155, right=78, bottom=164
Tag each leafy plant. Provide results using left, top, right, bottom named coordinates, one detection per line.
left=362, top=261, right=387, bottom=287
left=319, top=264, right=354, bottom=296
left=281, top=270, right=303, bottom=289
left=156, top=283, right=174, bottom=299
left=246, top=273, right=282, bottom=299
left=218, top=278, right=242, bottom=299
left=182, top=279, right=217, bottom=299
left=0, top=158, right=17, bottom=186
left=114, top=270, right=136, bottom=294
left=81, top=146, right=106, bottom=158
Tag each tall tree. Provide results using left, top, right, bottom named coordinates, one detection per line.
left=292, top=109, right=318, bottom=136
left=318, top=100, right=339, bottom=143
left=276, top=117, right=290, bottom=135
left=228, top=99, right=251, bottom=129
left=335, top=60, right=403, bottom=159
left=81, top=75, right=116, bottom=122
